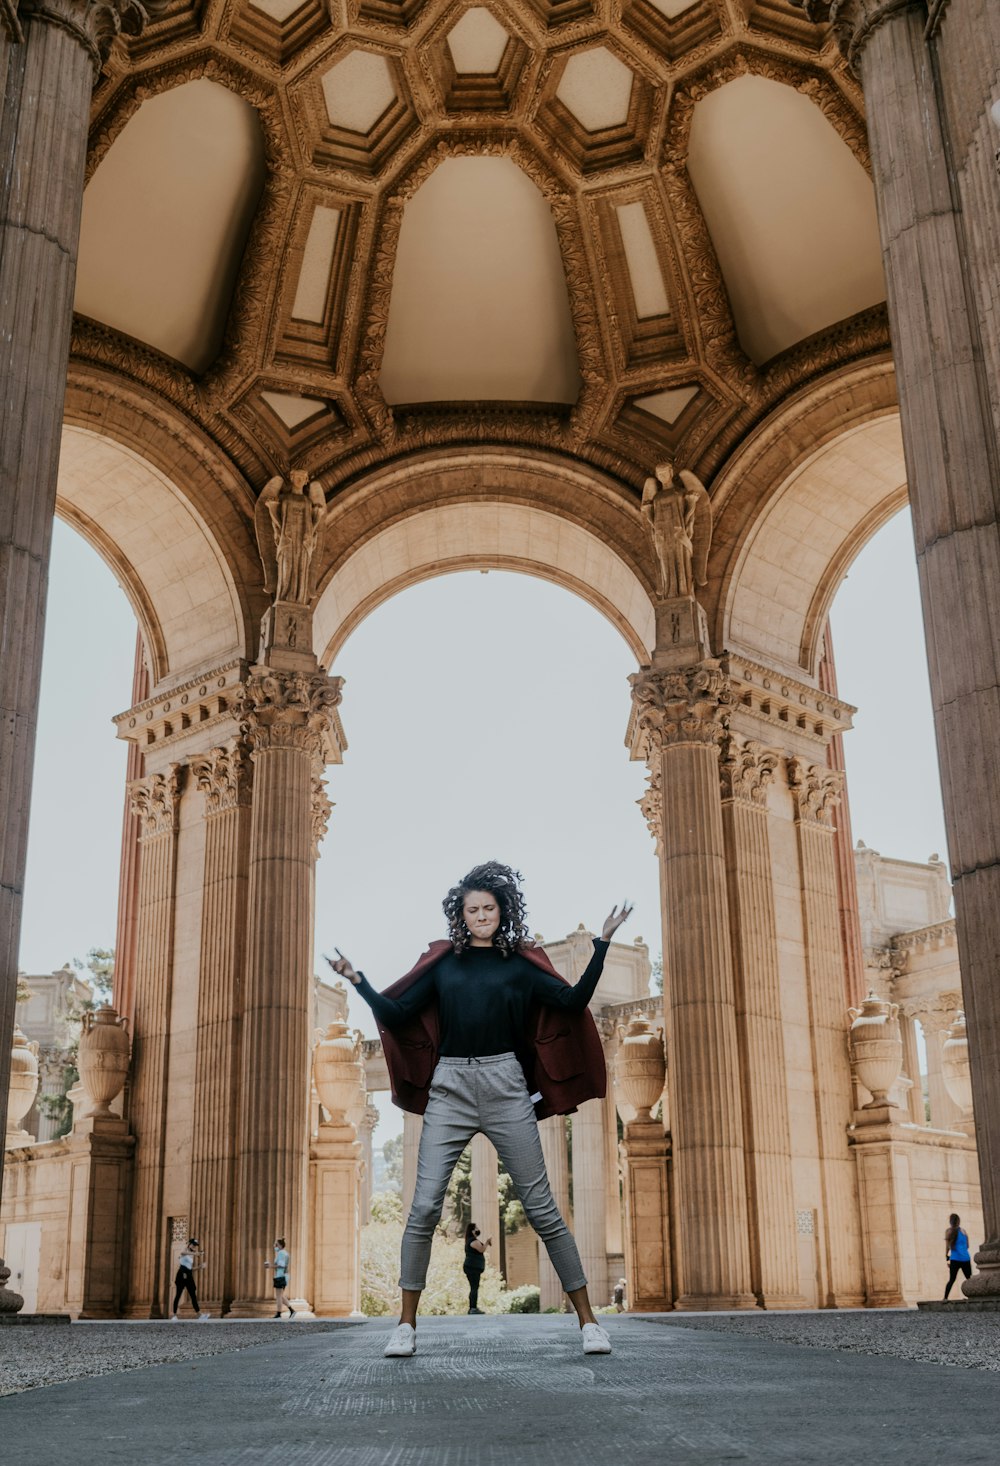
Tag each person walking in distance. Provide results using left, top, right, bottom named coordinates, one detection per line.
left=171, top=1238, right=210, bottom=1321
left=328, top=860, right=631, bottom=1359
left=944, top=1213, right=972, bottom=1300
left=613, top=1277, right=627, bottom=1313
left=464, top=1222, right=492, bottom=1315
left=264, top=1237, right=296, bottom=1318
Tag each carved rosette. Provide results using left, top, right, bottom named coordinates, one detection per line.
left=789, top=0, right=924, bottom=70
left=240, top=669, right=344, bottom=768
left=787, top=757, right=843, bottom=828
left=311, top=779, right=333, bottom=858
left=20, top=0, right=164, bottom=75
left=129, top=766, right=182, bottom=840
left=629, top=661, right=732, bottom=754
left=190, top=741, right=253, bottom=816
left=720, top=737, right=780, bottom=808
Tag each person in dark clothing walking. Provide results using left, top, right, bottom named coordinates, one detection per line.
left=171, top=1238, right=209, bottom=1320
left=464, top=1222, right=491, bottom=1314
left=328, top=859, right=631, bottom=1359
left=944, top=1212, right=972, bottom=1299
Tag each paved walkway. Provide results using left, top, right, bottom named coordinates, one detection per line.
left=2, top=1314, right=997, bottom=1465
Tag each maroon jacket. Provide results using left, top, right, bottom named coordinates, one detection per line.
left=372, top=940, right=607, bottom=1119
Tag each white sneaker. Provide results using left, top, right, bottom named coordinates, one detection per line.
left=198, top=1312, right=211, bottom=1321
left=383, top=1323, right=416, bottom=1358
left=169, top=1315, right=180, bottom=1322
left=582, top=1322, right=611, bottom=1355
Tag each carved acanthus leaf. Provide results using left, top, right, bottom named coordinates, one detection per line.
left=637, top=761, right=663, bottom=855
left=720, top=737, right=780, bottom=807
left=21, top=0, right=164, bottom=74
left=190, top=741, right=253, bottom=816
left=240, top=669, right=344, bottom=765
left=787, top=0, right=924, bottom=69
left=129, top=765, right=182, bottom=838
left=311, top=779, right=333, bottom=858
left=629, top=661, right=732, bottom=750
left=787, top=757, right=843, bottom=826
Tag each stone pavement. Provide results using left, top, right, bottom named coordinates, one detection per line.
left=2, top=1313, right=998, bottom=1465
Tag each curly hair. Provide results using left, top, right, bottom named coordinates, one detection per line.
left=443, top=860, right=530, bottom=957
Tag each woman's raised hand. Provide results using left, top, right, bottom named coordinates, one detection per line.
left=601, top=902, right=633, bottom=942
left=325, top=949, right=360, bottom=986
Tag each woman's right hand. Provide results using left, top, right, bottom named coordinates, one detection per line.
left=325, top=950, right=360, bottom=986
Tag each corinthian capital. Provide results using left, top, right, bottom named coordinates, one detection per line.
left=719, top=737, right=780, bottom=808
left=629, top=661, right=731, bottom=751
left=787, top=757, right=843, bottom=827
left=240, top=668, right=344, bottom=764
left=190, top=741, right=253, bottom=816
left=129, top=766, right=182, bottom=839
left=788, top=0, right=924, bottom=69
left=20, top=0, right=164, bottom=74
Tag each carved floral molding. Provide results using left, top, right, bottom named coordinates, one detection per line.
left=787, top=755, right=844, bottom=827
left=128, top=766, right=182, bottom=838
left=629, top=660, right=732, bottom=751
left=719, top=737, right=780, bottom=808
left=190, top=740, right=253, bottom=815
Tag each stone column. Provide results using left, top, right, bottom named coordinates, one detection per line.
left=0, top=0, right=158, bottom=1189
left=899, top=1012, right=926, bottom=1126
left=124, top=768, right=183, bottom=1317
left=112, top=634, right=149, bottom=1029
left=920, top=1007, right=963, bottom=1132
left=187, top=740, right=253, bottom=1314
left=470, top=1133, right=498, bottom=1242
left=603, top=1086, right=623, bottom=1262
left=537, top=1115, right=570, bottom=1310
left=620, top=1118, right=672, bottom=1311
left=720, top=737, right=807, bottom=1309
left=358, top=1101, right=378, bottom=1224
left=570, top=1097, right=608, bottom=1305
left=796, top=0, right=1000, bottom=1300
left=788, top=758, right=864, bottom=1307
left=229, top=669, right=343, bottom=1316
left=402, top=1112, right=422, bottom=1218
left=629, top=663, right=755, bottom=1309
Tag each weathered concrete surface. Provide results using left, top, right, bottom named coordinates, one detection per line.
left=2, top=1314, right=999, bottom=1465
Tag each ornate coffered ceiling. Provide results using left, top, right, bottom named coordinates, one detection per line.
left=74, top=0, right=888, bottom=499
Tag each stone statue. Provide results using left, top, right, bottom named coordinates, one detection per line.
left=254, top=470, right=326, bottom=606
left=640, top=461, right=712, bottom=600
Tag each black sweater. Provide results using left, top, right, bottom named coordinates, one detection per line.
left=355, top=939, right=609, bottom=1059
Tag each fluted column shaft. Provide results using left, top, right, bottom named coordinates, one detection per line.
left=789, top=759, right=863, bottom=1306
left=571, top=1098, right=608, bottom=1304
left=125, top=769, right=182, bottom=1317
left=799, top=0, right=1000, bottom=1294
left=402, top=1112, right=422, bottom=1218
left=603, top=1086, right=623, bottom=1258
left=630, top=663, right=755, bottom=1309
left=899, top=1014, right=925, bottom=1126
left=721, top=741, right=806, bottom=1307
left=0, top=0, right=149, bottom=1186
left=188, top=743, right=252, bottom=1313
left=537, top=1115, right=570, bottom=1310
left=230, top=668, right=343, bottom=1315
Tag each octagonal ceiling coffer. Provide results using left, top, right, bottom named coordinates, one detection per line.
left=227, top=0, right=329, bottom=66
left=536, top=45, right=655, bottom=175
left=427, top=5, right=530, bottom=114
left=620, top=0, right=721, bottom=62
left=304, top=48, right=419, bottom=177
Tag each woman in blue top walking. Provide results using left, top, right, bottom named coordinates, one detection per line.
left=943, top=1213, right=972, bottom=1299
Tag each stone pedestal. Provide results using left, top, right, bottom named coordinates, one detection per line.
left=229, top=668, right=343, bottom=1316
left=620, top=1118, right=672, bottom=1311
left=309, top=1119, right=362, bottom=1317
left=537, top=1115, right=570, bottom=1311
left=629, top=662, right=755, bottom=1310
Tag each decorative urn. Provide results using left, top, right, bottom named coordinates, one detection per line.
left=78, top=1005, right=131, bottom=1117
left=615, top=1015, right=666, bottom=1121
left=847, top=993, right=902, bottom=1107
left=313, top=1019, right=364, bottom=1124
left=941, top=1010, right=974, bottom=1119
left=6, top=1023, right=39, bottom=1142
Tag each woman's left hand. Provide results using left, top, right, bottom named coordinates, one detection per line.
left=601, top=902, right=633, bottom=941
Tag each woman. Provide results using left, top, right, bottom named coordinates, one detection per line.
left=464, top=1222, right=492, bottom=1315
left=329, top=860, right=631, bottom=1358
left=944, top=1213, right=972, bottom=1299
left=264, top=1237, right=296, bottom=1319
left=171, top=1238, right=209, bottom=1321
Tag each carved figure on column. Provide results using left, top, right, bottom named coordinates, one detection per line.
left=311, top=779, right=333, bottom=858
left=640, top=462, right=712, bottom=601
left=255, top=472, right=325, bottom=607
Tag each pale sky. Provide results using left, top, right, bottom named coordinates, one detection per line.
left=20, top=508, right=948, bottom=1148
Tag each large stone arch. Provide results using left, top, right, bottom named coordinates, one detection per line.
left=56, top=424, right=252, bottom=687
left=312, top=449, right=654, bottom=665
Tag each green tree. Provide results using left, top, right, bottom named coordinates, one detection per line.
left=380, top=1133, right=403, bottom=1194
